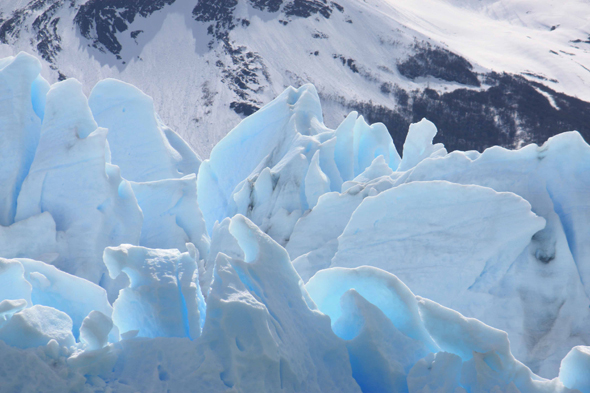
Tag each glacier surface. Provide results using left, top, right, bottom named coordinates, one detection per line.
left=0, top=52, right=589, bottom=392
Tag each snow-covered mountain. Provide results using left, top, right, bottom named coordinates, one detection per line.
left=1, top=0, right=590, bottom=158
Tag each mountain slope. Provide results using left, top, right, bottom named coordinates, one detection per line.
left=1, top=0, right=589, bottom=158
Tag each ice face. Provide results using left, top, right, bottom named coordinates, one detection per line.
left=305, top=150, right=331, bottom=209
left=89, top=79, right=201, bottom=183
left=333, top=289, right=430, bottom=392
left=396, top=132, right=590, bottom=377
left=407, top=352, right=465, bottom=393
left=197, top=84, right=401, bottom=244
left=288, top=160, right=398, bottom=282
left=0, top=257, right=113, bottom=342
left=130, top=174, right=210, bottom=258
left=307, top=266, right=575, bottom=393
left=331, top=181, right=546, bottom=310
left=79, top=311, right=113, bottom=351
left=200, top=217, right=244, bottom=298
left=18, top=258, right=113, bottom=341
left=0, top=53, right=43, bottom=227
left=192, top=214, right=360, bottom=392
left=0, top=53, right=588, bottom=391
left=397, top=118, right=446, bottom=172
left=560, top=346, right=590, bottom=392
left=0, top=212, right=58, bottom=261
left=103, top=244, right=203, bottom=340
left=307, top=266, right=438, bottom=350
left=0, top=299, right=27, bottom=323
left=0, top=305, right=75, bottom=349
left=197, top=85, right=320, bottom=234
left=294, top=121, right=590, bottom=378
left=14, top=78, right=143, bottom=299
left=334, top=112, right=401, bottom=181
left=0, top=258, right=33, bottom=306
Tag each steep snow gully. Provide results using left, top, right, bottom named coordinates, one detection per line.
left=1, top=52, right=590, bottom=392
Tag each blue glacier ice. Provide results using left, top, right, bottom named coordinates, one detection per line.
left=130, top=175, right=210, bottom=257
left=307, top=266, right=575, bottom=393
left=197, top=85, right=400, bottom=244
left=103, top=244, right=203, bottom=340
left=14, top=78, right=143, bottom=300
left=560, top=346, right=590, bottom=392
left=88, top=79, right=201, bottom=183
left=0, top=53, right=43, bottom=228
left=0, top=52, right=589, bottom=392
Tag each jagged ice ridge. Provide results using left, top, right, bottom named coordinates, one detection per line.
left=0, top=52, right=589, bottom=392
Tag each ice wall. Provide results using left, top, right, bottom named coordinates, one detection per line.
left=0, top=52, right=588, bottom=392
left=0, top=53, right=44, bottom=227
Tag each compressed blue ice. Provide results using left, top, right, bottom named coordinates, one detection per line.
left=0, top=52, right=589, bottom=392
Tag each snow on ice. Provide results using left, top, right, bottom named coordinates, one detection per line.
left=0, top=52, right=589, bottom=392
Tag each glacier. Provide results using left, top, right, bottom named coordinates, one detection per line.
left=0, top=52, right=589, bottom=392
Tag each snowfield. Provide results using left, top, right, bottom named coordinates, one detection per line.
left=0, top=52, right=590, bottom=392
left=1, top=0, right=590, bottom=158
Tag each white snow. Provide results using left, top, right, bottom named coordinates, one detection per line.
left=2, top=0, right=589, bottom=160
